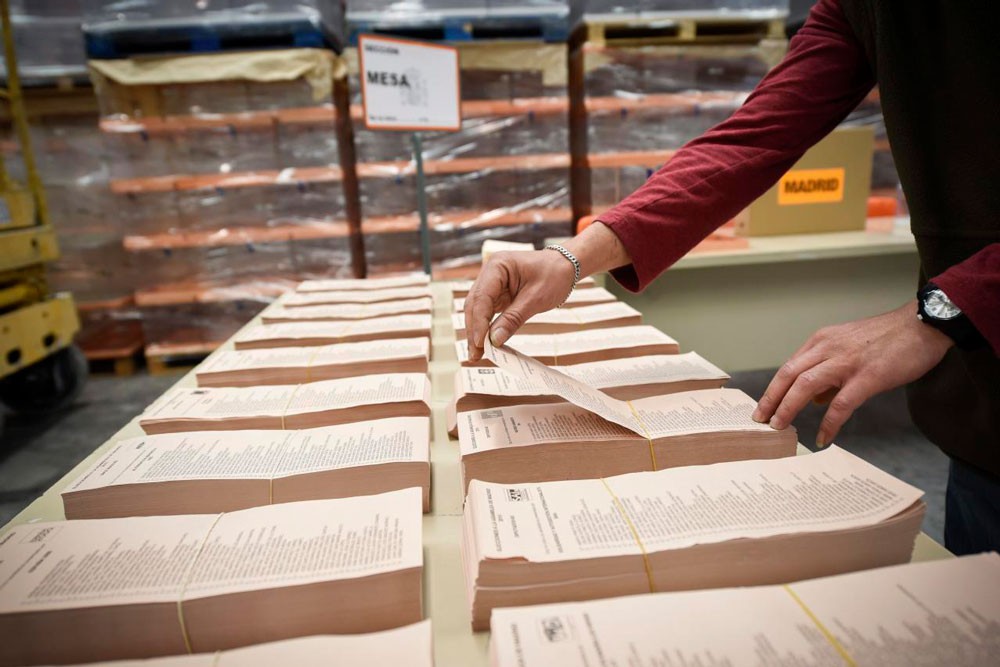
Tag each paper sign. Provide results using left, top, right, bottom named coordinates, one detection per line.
left=359, top=35, right=461, bottom=132
left=777, top=167, right=845, bottom=205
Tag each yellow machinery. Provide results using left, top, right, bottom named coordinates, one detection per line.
left=0, top=0, right=85, bottom=423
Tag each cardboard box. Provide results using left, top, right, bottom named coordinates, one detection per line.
left=736, top=126, right=874, bottom=236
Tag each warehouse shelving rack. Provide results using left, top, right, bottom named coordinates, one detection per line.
left=0, top=0, right=85, bottom=422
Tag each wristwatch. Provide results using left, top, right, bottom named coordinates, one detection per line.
left=916, top=282, right=986, bottom=350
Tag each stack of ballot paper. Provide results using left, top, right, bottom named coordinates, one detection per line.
left=452, top=302, right=640, bottom=337
left=451, top=276, right=597, bottom=299
left=36, top=622, right=433, bottom=667
left=296, top=275, right=429, bottom=292
left=0, top=491, right=424, bottom=666
left=453, top=287, right=616, bottom=312
left=62, top=418, right=432, bottom=518
left=490, top=555, right=1000, bottom=667
left=233, top=315, right=432, bottom=350
left=457, top=340, right=795, bottom=488
left=457, top=326, right=679, bottom=367
left=263, top=298, right=433, bottom=323
left=139, top=374, right=431, bottom=434
left=447, top=352, right=730, bottom=436
left=196, top=339, right=430, bottom=387
left=462, top=446, right=926, bottom=630
left=283, top=286, right=432, bottom=307
left=458, top=388, right=796, bottom=489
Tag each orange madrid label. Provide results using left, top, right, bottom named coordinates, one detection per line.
left=777, top=167, right=845, bottom=205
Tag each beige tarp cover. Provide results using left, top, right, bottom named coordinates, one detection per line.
left=89, top=48, right=346, bottom=102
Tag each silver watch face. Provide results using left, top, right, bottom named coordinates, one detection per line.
left=925, top=289, right=962, bottom=320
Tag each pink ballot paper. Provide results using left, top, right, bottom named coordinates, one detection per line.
left=483, top=336, right=770, bottom=439
left=55, top=621, right=433, bottom=667
left=490, top=555, right=1000, bottom=667
left=62, top=417, right=432, bottom=517
left=0, top=490, right=424, bottom=666
left=463, top=446, right=927, bottom=630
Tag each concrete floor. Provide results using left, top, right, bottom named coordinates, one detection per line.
left=0, top=368, right=949, bottom=542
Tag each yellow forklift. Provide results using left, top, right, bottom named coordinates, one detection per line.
left=0, top=0, right=84, bottom=432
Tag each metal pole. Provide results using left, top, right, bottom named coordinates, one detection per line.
left=411, top=132, right=432, bottom=275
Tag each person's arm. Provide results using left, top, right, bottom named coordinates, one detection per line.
left=600, top=0, right=876, bottom=291
left=465, top=0, right=875, bottom=358
left=753, top=246, right=1000, bottom=447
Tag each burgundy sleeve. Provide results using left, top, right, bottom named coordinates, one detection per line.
left=599, top=0, right=876, bottom=291
left=932, top=244, right=1000, bottom=355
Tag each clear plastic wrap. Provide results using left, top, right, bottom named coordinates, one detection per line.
left=172, top=118, right=279, bottom=175
left=48, top=232, right=135, bottom=303
left=347, top=1, right=576, bottom=20
left=590, top=163, right=659, bottom=211
left=175, top=180, right=346, bottom=233
left=128, top=237, right=354, bottom=293
left=348, top=41, right=572, bottom=275
left=587, top=95, right=739, bottom=153
left=583, top=41, right=785, bottom=97
left=28, top=114, right=108, bottom=187
left=82, top=0, right=345, bottom=52
left=139, top=298, right=272, bottom=350
left=276, top=106, right=339, bottom=167
left=365, top=219, right=572, bottom=278
left=6, top=1, right=87, bottom=83
left=102, top=123, right=180, bottom=181
left=89, top=50, right=349, bottom=354
left=582, top=39, right=786, bottom=212
left=583, top=0, right=789, bottom=18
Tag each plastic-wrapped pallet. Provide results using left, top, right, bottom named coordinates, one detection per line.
left=346, top=42, right=574, bottom=278
left=89, top=48, right=352, bottom=356
left=126, top=237, right=355, bottom=293
left=583, top=0, right=789, bottom=19
left=582, top=38, right=786, bottom=213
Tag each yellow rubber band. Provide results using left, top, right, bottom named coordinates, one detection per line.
left=784, top=585, right=857, bottom=666
left=626, top=400, right=658, bottom=471
left=600, top=478, right=656, bottom=593
left=177, top=513, right=225, bottom=654
left=279, top=384, right=303, bottom=430
left=303, top=345, right=325, bottom=384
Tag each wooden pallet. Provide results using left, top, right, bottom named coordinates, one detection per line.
left=84, top=16, right=340, bottom=60
left=347, top=12, right=572, bottom=45
left=76, top=302, right=145, bottom=377
left=579, top=14, right=785, bottom=46
left=83, top=343, right=144, bottom=377
left=144, top=341, right=222, bottom=376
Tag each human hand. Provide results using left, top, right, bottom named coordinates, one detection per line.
left=752, top=300, right=954, bottom=446
left=463, top=222, right=632, bottom=361
left=463, top=249, right=575, bottom=361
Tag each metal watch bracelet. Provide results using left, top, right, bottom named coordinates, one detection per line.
left=544, top=244, right=581, bottom=307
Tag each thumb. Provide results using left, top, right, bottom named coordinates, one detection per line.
left=489, top=300, right=533, bottom=347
